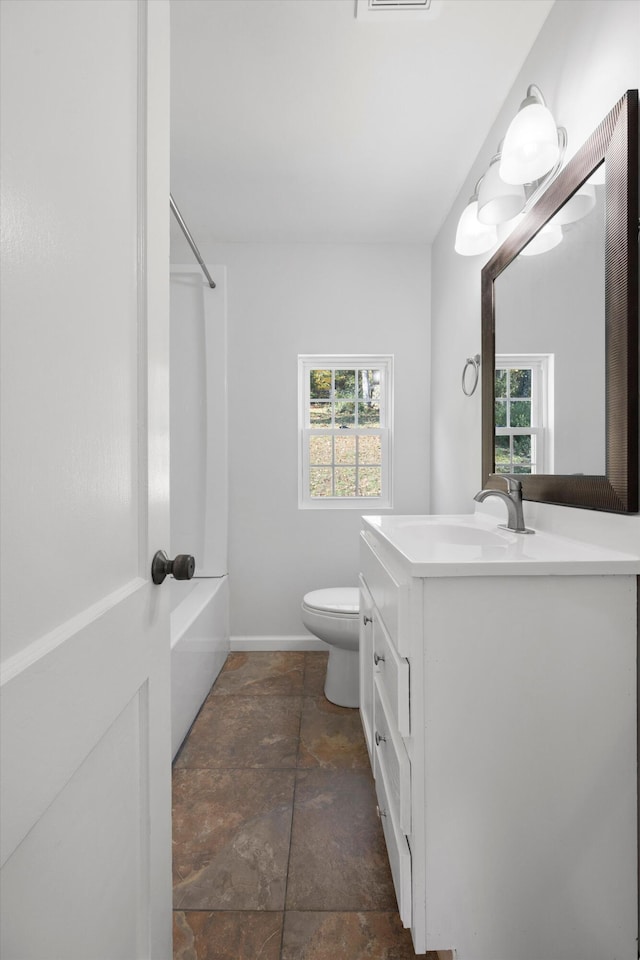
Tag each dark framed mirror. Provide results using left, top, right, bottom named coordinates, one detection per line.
left=481, top=89, right=638, bottom=512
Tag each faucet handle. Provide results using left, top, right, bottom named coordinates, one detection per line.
left=503, top=477, right=522, bottom=494
left=490, top=474, right=522, bottom=494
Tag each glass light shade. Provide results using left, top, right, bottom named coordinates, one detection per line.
left=454, top=200, right=497, bottom=256
left=496, top=212, right=525, bottom=244
left=554, top=182, right=596, bottom=224
left=499, top=101, right=560, bottom=185
left=477, top=157, right=526, bottom=225
left=519, top=221, right=563, bottom=257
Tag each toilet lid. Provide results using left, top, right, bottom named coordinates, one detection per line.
left=303, top=587, right=359, bottom=615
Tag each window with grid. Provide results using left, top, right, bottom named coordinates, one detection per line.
left=494, top=356, right=552, bottom=475
left=298, top=355, right=393, bottom=509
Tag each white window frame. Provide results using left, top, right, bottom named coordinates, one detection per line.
left=495, top=354, right=554, bottom=475
left=298, top=354, right=394, bottom=510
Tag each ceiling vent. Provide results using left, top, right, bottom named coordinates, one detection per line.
left=355, top=0, right=443, bottom=21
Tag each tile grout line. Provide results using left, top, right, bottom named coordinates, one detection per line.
left=276, top=653, right=311, bottom=960
left=173, top=907, right=407, bottom=914
left=173, top=764, right=299, bottom=772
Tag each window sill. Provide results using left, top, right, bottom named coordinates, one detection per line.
left=299, top=497, right=392, bottom=511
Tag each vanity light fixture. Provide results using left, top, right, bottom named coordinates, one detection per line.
left=454, top=179, right=498, bottom=256
left=477, top=146, right=526, bottom=225
left=500, top=85, right=561, bottom=185
left=519, top=220, right=563, bottom=256
left=553, top=181, right=596, bottom=225
left=496, top=211, right=524, bottom=244
left=454, top=84, right=568, bottom=257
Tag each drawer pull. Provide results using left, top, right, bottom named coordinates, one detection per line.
left=363, top=615, right=373, bottom=625
left=375, top=730, right=386, bottom=746
left=373, top=652, right=385, bottom=665
left=376, top=804, right=387, bottom=819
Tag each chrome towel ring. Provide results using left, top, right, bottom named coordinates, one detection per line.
left=462, top=354, right=481, bottom=396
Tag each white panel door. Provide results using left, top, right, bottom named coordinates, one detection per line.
left=0, top=2, right=172, bottom=957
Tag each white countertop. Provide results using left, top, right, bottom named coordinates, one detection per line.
left=362, top=513, right=640, bottom=577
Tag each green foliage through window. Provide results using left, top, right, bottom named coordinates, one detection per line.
left=495, top=366, right=536, bottom=474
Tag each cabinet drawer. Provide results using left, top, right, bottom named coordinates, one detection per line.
left=373, top=677, right=411, bottom=834
left=375, top=760, right=412, bottom=929
left=373, top=615, right=410, bottom=738
left=360, top=533, right=409, bottom=657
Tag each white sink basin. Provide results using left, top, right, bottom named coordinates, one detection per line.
left=362, top=514, right=640, bottom=577
left=393, top=518, right=512, bottom=547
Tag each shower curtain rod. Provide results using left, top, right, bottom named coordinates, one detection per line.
left=170, top=193, right=216, bottom=289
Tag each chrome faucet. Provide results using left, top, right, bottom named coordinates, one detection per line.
left=474, top=476, right=534, bottom=534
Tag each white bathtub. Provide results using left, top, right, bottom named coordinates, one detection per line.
left=170, top=576, right=229, bottom=759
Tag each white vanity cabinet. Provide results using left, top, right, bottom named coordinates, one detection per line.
left=359, top=516, right=639, bottom=960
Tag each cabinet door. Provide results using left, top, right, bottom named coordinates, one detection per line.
left=373, top=615, right=410, bottom=738
left=358, top=575, right=375, bottom=765
left=375, top=760, right=412, bottom=928
left=373, top=678, right=411, bottom=834
left=360, top=533, right=410, bottom=656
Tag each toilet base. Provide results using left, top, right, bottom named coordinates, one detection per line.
left=324, top=645, right=359, bottom=708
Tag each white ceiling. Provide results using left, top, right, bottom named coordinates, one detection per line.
left=170, top=0, right=555, bottom=246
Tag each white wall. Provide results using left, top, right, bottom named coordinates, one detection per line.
left=171, top=240, right=431, bottom=639
left=431, top=0, right=640, bottom=528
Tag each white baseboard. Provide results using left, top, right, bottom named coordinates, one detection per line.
left=230, top=635, right=329, bottom=652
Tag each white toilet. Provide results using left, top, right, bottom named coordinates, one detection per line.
left=301, top=587, right=360, bottom=708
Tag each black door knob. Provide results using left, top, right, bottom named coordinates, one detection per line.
left=151, top=550, right=195, bottom=585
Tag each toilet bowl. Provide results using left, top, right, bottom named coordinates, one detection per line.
left=301, top=587, right=360, bottom=708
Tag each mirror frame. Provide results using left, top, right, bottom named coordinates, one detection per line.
left=481, top=89, right=639, bottom=512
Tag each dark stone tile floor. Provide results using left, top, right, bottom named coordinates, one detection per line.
left=172, top=651, right=433, bottom=959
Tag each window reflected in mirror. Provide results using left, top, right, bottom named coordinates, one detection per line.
left=494, top=358, right=552, bottom=474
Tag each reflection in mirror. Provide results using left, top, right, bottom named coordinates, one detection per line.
left=481, top=90, right=638, bottom=513
left=494, top=356, right=552, bottom=474
left=494, top=169, right=606, bottom=478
